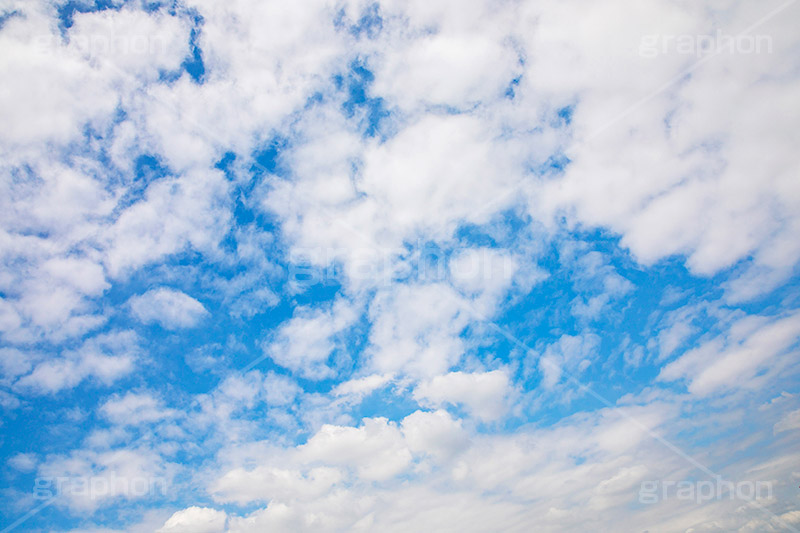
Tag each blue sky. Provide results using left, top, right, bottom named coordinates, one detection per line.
left=1, top=0, right=799, bottom=531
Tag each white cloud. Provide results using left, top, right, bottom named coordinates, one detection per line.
left=0, top=347, right=33, bottom=381
left=263, top=372, right=302, bottom=407
left=774, top=408, right=800, bottom=434
left=14, top=330, right=139, bottom=395
left=7, top=452, right=37, bottom=472
left=264, top=110, right=534, bottom=292
left=372, top=32, right=520, bottom=110
left=331, top=373, right=393, bottom=398
left=264, top=299, right=357, bottom=379
left=2, top=1, right=800, bottom=531
left=129, top=288, right=208, bottom=329
left=299, top=417, right=412, bottom=482
left=359, top=114, right=522, bottom=240
left=0, top=3, right=118, bottom=153
left=401, top=409, right=469, bottom=461
left=413, top=370, right=512, bottom=421
left=367, top=283, right=473, bottom=377
left=104, top=170, right=232, bottom=277
left=659, top=311, right=800, bottom=395
left=37, top=447, right=174, bottom=512
left=158, top=507, right=227, bottom=533
left=69, top=8, right=192, bottom=82
left=100, top=392, right=179, bottom=427
left=212, top=466, right=342, bottom=506
left=172, top=394, right=800, bottom=532
left=537, top=333, right=601, bottom=389
left=520, top=0, right=800, bottom=299
left=449, top=247, right=519, bottom=299
left=40, top=257, right=110, bottom=297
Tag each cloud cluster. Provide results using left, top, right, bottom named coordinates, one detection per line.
left=1, top=0, right=799, bottom=531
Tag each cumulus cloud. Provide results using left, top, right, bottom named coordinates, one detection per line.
left=330, top=373, right=393, bottom=398
left=153, top=396, right=800, bottom=532
left=264, top=299, right=358, bottom=379
left=367, top=283, right=471, bottom=377
left=129, top=288, right=209, bottom=329
left=299, top=417, right=412, bottom=482
left=37, top=446, right=174, bottom=512
left=537, top=333, right=601, bottom=390
left=413, top=370, right=512, bottom=421
left=522, top=0, right=800, bottom=300
left=659, top=311, right=800, bottom=395
left=14, top=330, right=139, bottom=394
left=100, top=392, right=179, bottom=426
left=212, top=466, right=343, bottom=506
left=2, top=0, right=800, bottom=531
left=158, top=507, right=228, bottom=533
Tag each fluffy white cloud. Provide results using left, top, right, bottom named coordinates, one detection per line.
left=264, top=299, right=358, bottom=379
left=774, top=408, right=800, bottom=434
left=520, top=0, right=800, bottom=300
left=0, top=347, right=33, bottom=381
left=359, top=113, right=523, bottom=241
left=37, top=446, right=174, bottom=512
left=448, top=247, right=520, bottom=300
left=372, top=32, right=520, bottom=111
left=129, top=288, right=208, bottom=329
left=2, top=1, right=800, bottom=531
left=659, top=311, right=800, bottom=395
left=537, top=333, right=601, bottom=390
left=100, top=392, right=179, bottom=426
left=158, top=507, right=228, bottom=533
left=105, top=169, right=232, bottom=277
left=166, top=391, right=800, bottom=532
left=212, top=466, right=343, bottom=506
left=264, top=109, right=536, bottom=292
left=413, top=370, right=512, bottom=421
left=401, top=409, right=469, bottom=461
left=69, top=8, right=192, bottom=81
left=0, top=3, right=117, bottom=154
left=330, top=373, right=393, bottom=398
left=366, top=283, right=470, bottom=377
left=7, top=452, right=37, bottom=473
left=14, top=330, right=139, bottom=394
left=299, top=417, right=412, bottom=482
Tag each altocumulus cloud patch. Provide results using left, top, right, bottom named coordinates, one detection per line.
left=129, top=288, right=209, bottom=330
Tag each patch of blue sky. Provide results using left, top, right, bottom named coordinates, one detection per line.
left=0, top=9, right=20, bottom=30
left=352, top=385, right=423, bottom=425
left=504, top=75, right=522, bottom=99
left=349, top=3, right=383, bottom=39
left=334, top=3, right=383, bottom=40
left=56, top=0, right=121, bottom=31
left=180, top=12, right=205, bottom=84
left=556, top=104, right=574, bottom=126
left=336, top=61, right=391, bottom=139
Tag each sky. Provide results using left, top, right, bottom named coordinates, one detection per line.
left=0, top=0, right=799, bottom=531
